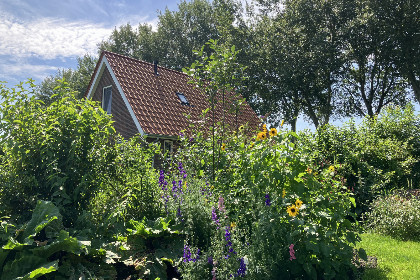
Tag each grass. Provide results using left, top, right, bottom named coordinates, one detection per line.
left=357, top=232, right=420, bottom=280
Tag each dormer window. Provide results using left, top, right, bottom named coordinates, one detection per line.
left=102, top=86, right=112, bottom=114
left=176, top=92, right=189, bottom=105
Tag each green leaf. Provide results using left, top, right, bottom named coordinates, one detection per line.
left=23, top=201, right=62, bottom=243
left=349, top=197, right=356, bottom=208
left=27, top=260, right=59, bottom=279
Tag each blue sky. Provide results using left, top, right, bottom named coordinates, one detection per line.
left=0, top=0, right=179, bottom=86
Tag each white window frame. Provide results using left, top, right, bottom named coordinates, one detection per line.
left=102, top=86, right=112, bottom=114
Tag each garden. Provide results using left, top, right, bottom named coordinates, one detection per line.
left=0, top=77, right=419, bottom=279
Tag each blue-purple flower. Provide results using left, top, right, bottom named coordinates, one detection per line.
left=183, top=245, right=200, bottom=262
left=212, top=207, right=220, bottom=228
left=265, top=193, right=271, bottom=206
left=225, top=226, right=236, bottom=258
left=183, top=245, right=192, bottom=262
left=237, top=257, right=246, bottom=277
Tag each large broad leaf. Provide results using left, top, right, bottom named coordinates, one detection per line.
left=32, top=230, right=85, bottom=258
left=1, top=253, right=53, bottom=279
left=20, top=260, right=59, bottom=279
left=23, top=201, right=62, bottom=244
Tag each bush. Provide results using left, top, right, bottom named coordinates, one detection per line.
left=301, top=105, right=420, bottom=215
left=0, top=80, right=118, bottom=226
left=364, top=193, right=420, bottom=241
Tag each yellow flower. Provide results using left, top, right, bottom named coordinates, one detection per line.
left=282, top=188, right=286, bottom=198
left=221, top=143, right=226, bottom=151
left=257, top=132, right=267, bottom=141
left=287, top=204, right=298, bottom=217
left=184, top=181, right=187, bottom=190
left=306, top=167, right=312, bottom=174
left=230, top=222, right=236, bottom=229
left=328, top=166, right=335, bottom=172
left=269, top=127, right=278, bottom=137
left=238, top=125, right=244, bottom=131
left=262, top=124, right=267, bottom=131
left=211, top=185, right=214, bottom=190
left=250, top=142, right=254, bottom=148
left=295, top=199, right=303, bottom=209
left=260, top=132, right=267, bottom=140
left=281, top=119, right=285, bottom=127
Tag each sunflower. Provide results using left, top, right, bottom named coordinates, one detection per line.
left=287, top=204, right=298, bottom=217
left=221, top=143, right=226, bottom=151
left=269, top=127, right=278, bottom=137
left=256, top=132, right=267, bottom=141
left=295, top=199, right=303, bottom=209
left=328, top=166, right=335, bottom=172
left=260, top=132, right=267, bottom=140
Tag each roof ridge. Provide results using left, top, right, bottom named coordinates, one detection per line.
left=102, top=50, right=191, bottom=77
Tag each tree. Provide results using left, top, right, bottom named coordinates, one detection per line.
left=338, top=1, right=411, bottom=118
left=368, top=0, right=420, bottom=102
left=98, top=0, right=243, bottom=70
left=183, top=39, right=246, bottom=181
left=37, top=54, right=97, bottom=105
left=98, top=23, right=157, bottom=62
left=242, top=0, right=354, bottom=130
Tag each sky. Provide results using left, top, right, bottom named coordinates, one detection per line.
left=0, top=0, right=179, bottom=86
left=2, top=0, right=414, bottom=131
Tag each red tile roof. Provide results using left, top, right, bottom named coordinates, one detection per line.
left=87, top=51, right=261, bottom=137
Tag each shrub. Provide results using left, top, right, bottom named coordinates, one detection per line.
left=0, top=80, right=118, bottom=226
left=301, top=105, right=420, bottom=215
left=364, top=193, right=420, bottom=241
left=87, top=135, right=162, bottom=236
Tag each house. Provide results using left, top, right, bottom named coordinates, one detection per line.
left=85, top=51, right=260, bottom=156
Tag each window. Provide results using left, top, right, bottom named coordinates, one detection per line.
left=176, top=92, right=189, bottom=105
left=164, top=140, right=173, bottom=159
left=102, top=86, right=112, bottom=114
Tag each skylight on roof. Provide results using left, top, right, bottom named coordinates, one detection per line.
left=176, top=92, right=189, bottom=105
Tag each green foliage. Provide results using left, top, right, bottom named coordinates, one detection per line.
left=0, top=201, right=92, bottom=279
left=37, top=54, right=97, bottom=104
left=175, top=124, right=360, bottom=279
left=0, top=80, right=117, bottom=225
left=183, top=39, right=248, bottom=180
left=302, top=105, right=420, bottom=214
left=364, top=194, right=420, bottom=241
left=88, top=136, right=162, bottom=237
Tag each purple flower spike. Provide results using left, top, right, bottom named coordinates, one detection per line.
left=212, top=207, right=220, bottom=228
left=265, top=193, right=271, bottom=206
left=237, top=257, right=247, bottom=277
left=183, top=245, right=192, bottom=262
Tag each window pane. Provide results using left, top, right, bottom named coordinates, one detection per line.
left=103, top=87, right=112, bottom=114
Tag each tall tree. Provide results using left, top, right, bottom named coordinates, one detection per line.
left=98, top=23, right=157, bottom=62
left=368, top=0, right=420, bottom=102
left=242, top=0, right=354, bottom=130
left=98, top=0, right=243, bottom=70
left=37, top=55, right=97, bottom=105
left=338, top=0, right=411, bottom=118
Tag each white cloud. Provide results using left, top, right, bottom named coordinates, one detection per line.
left=0, top=14, right=112, bottom=60
left=0, top=62, right=58, bottom=83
